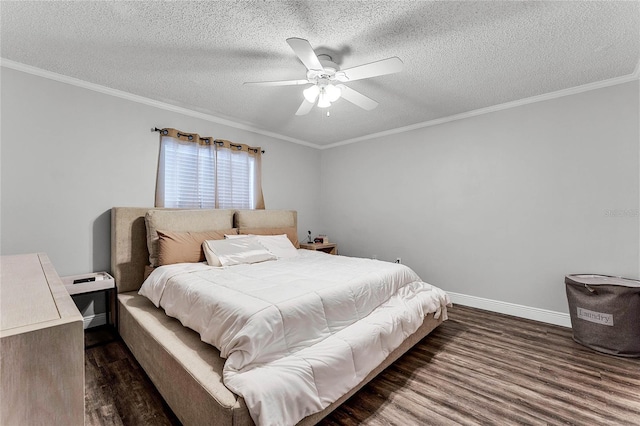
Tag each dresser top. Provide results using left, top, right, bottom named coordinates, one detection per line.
left=1, top=253, right=81, bottom=332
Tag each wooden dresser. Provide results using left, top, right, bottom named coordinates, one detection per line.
left=0, top=253, right=84, bottom=425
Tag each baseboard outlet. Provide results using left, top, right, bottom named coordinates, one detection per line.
left=83, top=313, right=108, bottom=329
left=447, top=292, right=571, bottom=328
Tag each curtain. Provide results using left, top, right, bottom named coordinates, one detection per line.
left=155, top=128, right=264, bottom=209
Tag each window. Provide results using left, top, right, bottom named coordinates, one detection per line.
left=155, top=129, right=264, bottom=209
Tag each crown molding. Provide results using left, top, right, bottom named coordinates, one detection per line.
left=2, top=58, right=637, bottom=152
left=322, top=70, right=640, bottom=150
left=0, top=58, right=322, bottom=149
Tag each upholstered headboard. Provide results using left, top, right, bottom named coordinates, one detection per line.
left=110, top=207, right=297, bottom=293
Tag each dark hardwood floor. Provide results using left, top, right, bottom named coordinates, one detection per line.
left=84, top=327, right=180, bottom=426
left=84, top=305, right=640, bottom=425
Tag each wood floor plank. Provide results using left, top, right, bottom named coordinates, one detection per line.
left=323, top=306, right=640, bottom=426
left=84, top=326, right=180, bottom=426
left=84, top=306, right=640, bottom=425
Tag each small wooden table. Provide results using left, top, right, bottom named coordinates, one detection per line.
left=299, top=242, right=338, bottom=255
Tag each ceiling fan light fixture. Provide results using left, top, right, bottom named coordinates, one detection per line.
left=303, top=85, right=320, bottom=103
left=317, top=90, right=332, bottom=108
left=325, top=83, right=342, bottom=102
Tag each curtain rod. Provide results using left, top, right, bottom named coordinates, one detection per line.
left=151, top=128, right=265, bottom=154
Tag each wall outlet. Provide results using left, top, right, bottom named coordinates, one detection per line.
left=395, top=257, right=401, bottom=264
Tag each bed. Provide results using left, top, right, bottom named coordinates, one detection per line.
left=111, top=207, right=450, bottom=426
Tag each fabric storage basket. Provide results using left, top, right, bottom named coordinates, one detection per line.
left=565, top=274, right=640, bottom=358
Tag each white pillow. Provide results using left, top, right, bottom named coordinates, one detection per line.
left=254, top=234, right=299, bottom=259
left=225, top=233, right=298, bottom=259
left=203, top=236, right=276, bottom=267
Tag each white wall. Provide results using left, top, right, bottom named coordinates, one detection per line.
left=320, top=81, right=639, bottom=317
left=0, top=67, right=322, bottom=277
left=2, top=65, right=638, bottom=325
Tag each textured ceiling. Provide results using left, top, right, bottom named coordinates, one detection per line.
left=2, top=1, right=639, bottom=147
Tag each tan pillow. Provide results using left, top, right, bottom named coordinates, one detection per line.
left=157, top=228, right=238, bottom=266
left=235, top=210, right=296, bottom=228
left=239, top=226, right=300, bottom=248
left=143, top=265, right=156, bottom=281
left=145, top=209, right=235, bottom=267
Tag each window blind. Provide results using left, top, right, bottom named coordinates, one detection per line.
left=156, top=133, right=260, bottom=209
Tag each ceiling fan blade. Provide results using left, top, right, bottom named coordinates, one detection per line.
left=337, top=85, right=378, bottom=110
left=286, top=37, right=324, bottom=71
left=243, top=79, right=309, bottom=87
left=338, top=57, right=403, bottom=82
left=295, top=99, right=315, bottom=116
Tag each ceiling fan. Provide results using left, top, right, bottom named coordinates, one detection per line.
left=244, top=38, right=404, bottom=115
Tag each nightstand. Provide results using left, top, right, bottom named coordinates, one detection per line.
left=62, top=272, right=116, bottom=330
left=299, top=242, right=338, bottom=255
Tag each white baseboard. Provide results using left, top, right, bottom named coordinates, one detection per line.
left=83, top=313, right=108, bottom=329
left=82, top=295, right=570, bottom=328
left=447, top=292, right=572, bottom=328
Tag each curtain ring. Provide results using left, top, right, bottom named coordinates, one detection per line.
left=177, top=132, right=194, bottom=141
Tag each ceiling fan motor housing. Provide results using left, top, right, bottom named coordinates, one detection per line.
left=306, top=55, right=347, bottom=84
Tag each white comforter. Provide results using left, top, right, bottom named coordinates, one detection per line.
left=139, top=250, right=450, bottom=426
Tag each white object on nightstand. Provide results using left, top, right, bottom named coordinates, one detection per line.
left=62, top=271, right=114, bottom=295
